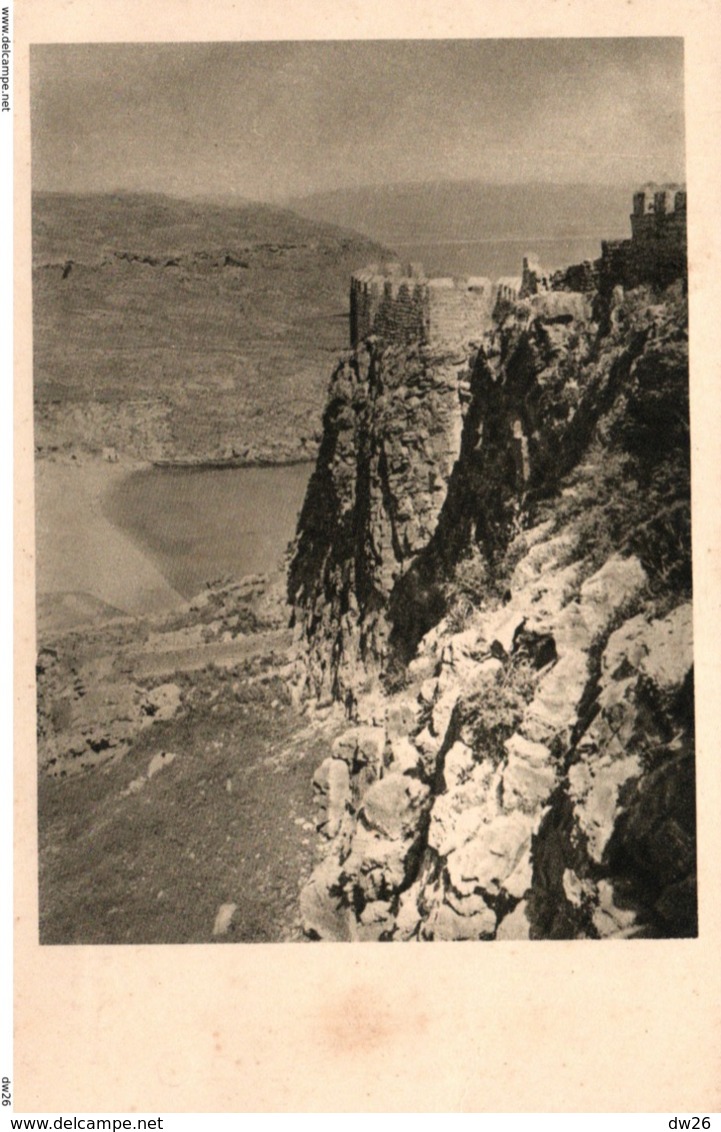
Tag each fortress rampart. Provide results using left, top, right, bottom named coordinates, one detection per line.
left=349, top=185, right=686, bottom=349
left=521, top=183, right=687, bottom=298
left=350, top=263, right=496, bottom=348
left=599, top=182, right=686, bottom=290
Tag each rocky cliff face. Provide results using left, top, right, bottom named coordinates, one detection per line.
left=287, top=338, right=472, bottom=705
left=289, top=273, right=694, bottom=941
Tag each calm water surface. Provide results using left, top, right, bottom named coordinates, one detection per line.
left=392, top=236, right=625, bottom=278
left=104, top=463, right=312, bottom=599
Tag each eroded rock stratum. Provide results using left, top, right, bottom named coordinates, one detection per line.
left=289, top=192, right=694, bottom=940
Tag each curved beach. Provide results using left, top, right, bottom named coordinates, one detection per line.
left=34, top=457, right=185, bottom=635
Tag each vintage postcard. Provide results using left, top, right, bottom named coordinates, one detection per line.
left=11, top=0, right=721, bottom=1114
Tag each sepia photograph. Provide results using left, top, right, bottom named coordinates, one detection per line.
left=13, top=0, right=721, bottom=1113
left=30, top=37, right=695, bottom=946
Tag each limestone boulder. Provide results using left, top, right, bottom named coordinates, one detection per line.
left=510, top=529, right=576, bottom=590
left=312, top=756, right=351, bottom=838
left=385, top=735, right=424, bottom=777
left=602, top=603, right=693, bottom=696
left=348, top=900, right=395, bottom=942
left=562, top=868, right=595, bottom=909
left=531, top=290, right=590, bottom=323
left=385, top=695, right=421, bottom=739
left=637, top=603, right=693, bottom=693
left=413, top=726, right=442, bottom=765
left=332, top=725, right=386, bottom=770
left=339, top=827, right=409, bottom=900
left=502, top=757, right=557, bottom=814
left=503, top=845, right=535, bottom=900
left=568, top=753, right=643, bottom=863
left=147, top=750, right=177, bottom=779
left=394, top=880, right=423, bottom=940
left=446, top=810, right=537, bottom=897
left=578, top=554, right=647, bottom=640
left=212, top=903, right=238, bottom=937
left=431, top=686, right=460, bottom=739
left=143, top=682, right=182, bottom=721
left=521, top=649, right=589, bottom=743
left=442, top=740, right=477, bottom=789
left=421, top=898, right=496, bottom=941
left=591, top=879, right=639, bottom=938
left=429, top=799, right=489, bottom=859
left=359, top=775, right=429, bottom=840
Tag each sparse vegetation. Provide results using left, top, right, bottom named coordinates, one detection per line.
left=443, top=549, right=491, bottom=632
left=461, top=660, right=537, bottom=766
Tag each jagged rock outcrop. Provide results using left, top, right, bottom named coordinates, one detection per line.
left=291, top=270, right=693, bottom=941
left=299, top=536, right=693, bottom=941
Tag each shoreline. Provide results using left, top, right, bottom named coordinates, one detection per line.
left=33, top=452, right=314, bottom=637
left=35, top=448, right=317, bottom=472
left=34, top=455, right=186, bottom=636
left=150, top=454, right=317, bottom=471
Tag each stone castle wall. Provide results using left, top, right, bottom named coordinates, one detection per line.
left=350, top=264, right=494, bottom=348
left=426, top=277, right=494, bottom=344
left=350, top=185, right=687, bottom=349
left=520, top=255, right=599, bottom=297
left=598, top=184, right=687, bottom=290
left=520, top=184, right=687, bottom=299
left=350, top=265, right=425, bottom=345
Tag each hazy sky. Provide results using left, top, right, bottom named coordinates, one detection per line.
left=30, top=39, right=685, bottom=199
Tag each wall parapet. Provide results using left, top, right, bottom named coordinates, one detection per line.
left=349, top=184, right=687, bottom=348
left=350, top=262, right=495, bottom=348
left=519, top=182, right=687, bottom=300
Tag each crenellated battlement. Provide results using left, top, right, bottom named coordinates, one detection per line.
left=629, top=182, right=687, bottom=249
left=349, top=184, right=687, bottom=349
left=599, top=181, right=687, bottom=290
left=521, top=183, right=687, bottom=299
left=632, top=182, right=686, bottom=218
left=350, top=262, right=495, bottom=347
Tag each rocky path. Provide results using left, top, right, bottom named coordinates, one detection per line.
left=123, top=628, right=292, bottom=679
